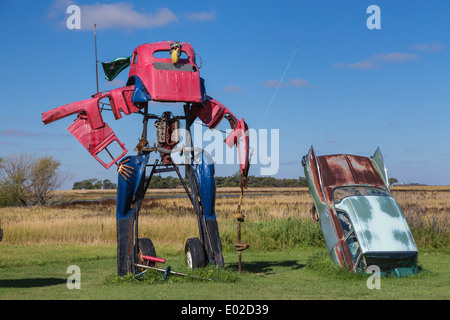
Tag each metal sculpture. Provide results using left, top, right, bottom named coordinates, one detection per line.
left=42, top=41, right=250, bottom=276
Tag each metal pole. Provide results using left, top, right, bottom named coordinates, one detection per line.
left=94, top=24, right=99, bottom=94
left=133, top=263, right=214, bottom=281
left=238, top=222, right=242, bottom=273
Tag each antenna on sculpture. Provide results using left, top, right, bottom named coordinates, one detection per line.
left=94, top=24, right=99, bottom=94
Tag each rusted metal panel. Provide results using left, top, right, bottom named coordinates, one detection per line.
left=330, top=208, right=343, bottom=239
left=317, top=154, right=385, bottom=204
left=308, top=148, right=326, bottom=204
left=302, top=147, right=327, bottom=216
left=338, top=239, right=355, bottom=270
left=318, top=154, right=385, bottom=189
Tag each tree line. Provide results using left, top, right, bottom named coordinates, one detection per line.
left=72, top=172, right=308, bottom=190
left=71, top=176, right=401, bottom=190
left=72, top=178, right=117, bottom=190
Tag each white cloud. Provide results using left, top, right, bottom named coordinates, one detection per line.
left=223, top=84, right=244, bottom=93
left=333, top=52, right=420, bottom=69
left=48, top=1, right=216, bottom=31
left=183, top=11, right=216, bottom=22
left=410, top=42, right=444, bottom=53
left=79, top=3, right=177, bottom=31
left=263, top=78, right=311, bottom=88
left=375, top=52, right=420, bottom=63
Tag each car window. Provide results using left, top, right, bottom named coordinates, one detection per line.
left=153, top=50, right=189, bottom=60
left=337, top=211, right=352, bottom=238
left=346, top=232, right=361, bottom=261
left=333, top=186, right=389, bottom=204
left=337, top=211, right=361, bottom=263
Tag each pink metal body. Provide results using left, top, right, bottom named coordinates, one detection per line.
left=129, top=41, right=202, bottom=103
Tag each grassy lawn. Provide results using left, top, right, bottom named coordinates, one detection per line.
left=1, top=244, right=448, bottom=300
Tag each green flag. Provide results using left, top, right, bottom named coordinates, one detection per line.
left=101, top=56, right=131, bottom=81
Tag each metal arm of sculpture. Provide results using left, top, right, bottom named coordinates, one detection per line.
left=190, top=95, right=250, bottom=180
left=41, top=86, right=145, bottom=168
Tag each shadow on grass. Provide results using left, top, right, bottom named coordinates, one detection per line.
left=0, top=278, right=66, bottom=288
left=227, top=260, right=305, bottom=275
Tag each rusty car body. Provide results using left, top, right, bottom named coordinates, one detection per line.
left=302, top=146, right=418, bottom=277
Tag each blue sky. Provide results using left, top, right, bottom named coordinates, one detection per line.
left=0, top=0, right=449, bottom=189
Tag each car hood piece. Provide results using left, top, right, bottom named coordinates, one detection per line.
left=336, top=196, right=418, bottom=253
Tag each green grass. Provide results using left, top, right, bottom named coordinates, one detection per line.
left=0, top=243, right=449, bottom=300
left=220, top=217, right=324, bottom=251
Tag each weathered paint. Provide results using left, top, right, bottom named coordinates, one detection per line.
left=319, top=208, right=338, bottom=253
left=317, top=154, right=386, bottom=205
left=336, top=196, right=417, bottom=253
left=302, top=146, right=327, bottom=215
left=302, top=147, right=419, bottom=276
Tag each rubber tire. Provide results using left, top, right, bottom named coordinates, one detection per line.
left=185, top=238, right=206, bottom=269
left=138, top=238, right=157, bottom=267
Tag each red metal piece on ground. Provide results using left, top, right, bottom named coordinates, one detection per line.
left=141, top=255, right=166, bottom=267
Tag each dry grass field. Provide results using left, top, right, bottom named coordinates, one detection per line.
left=0, top=186, right=448, bottom=249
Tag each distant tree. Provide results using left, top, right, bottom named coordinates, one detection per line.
left=72, top=181, right=83, bottom=190
left=73, top=178, right=99, bottom=190
left=214, top=172, right=308, bottom=188
left=93, top=179, right=103, bottom=189
left=28, top=156, right=66, bottom=205
left=0, top=153, right=66, bottom=206
left=102, top=179, right=117, bottom=189
left=73, top=178, right=117, bottom=190
left=0, top=153, right=30, bottom=206
left=389, top=177, right=399, bottom=185
left=298, top=176, right=308, bottom=187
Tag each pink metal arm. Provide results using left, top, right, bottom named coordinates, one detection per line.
left=191, top=96, right=250, bottom=177
left=41, top=86, right=143, bottom=169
